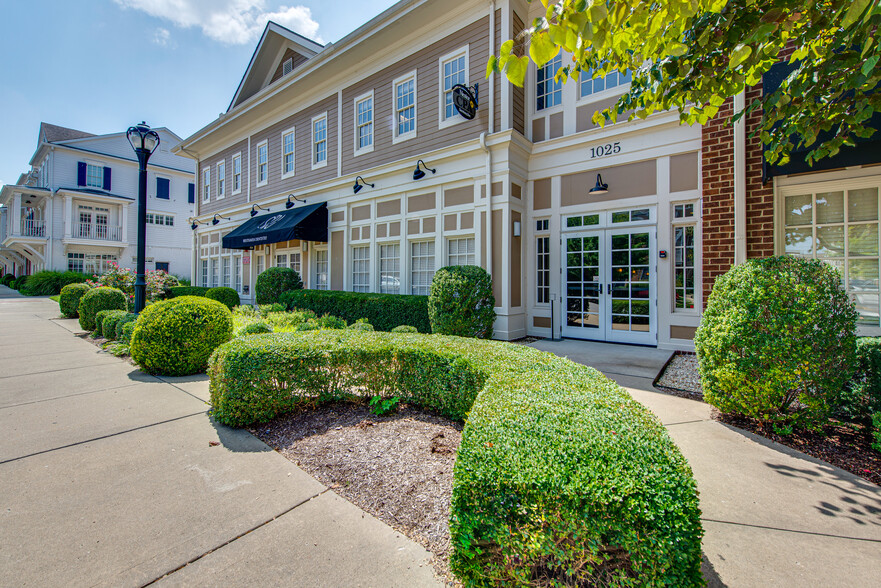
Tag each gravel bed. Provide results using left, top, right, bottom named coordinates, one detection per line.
left=251, top=402, right=463, bottom=585
left=655, top=353, right=704, bottom=400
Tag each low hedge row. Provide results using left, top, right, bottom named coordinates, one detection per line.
left=79, top=287, right=127, bottom=331
left=95, top=310, right=127, bottom=338
left=280, top=290, right=430, bottom=333
left=208, top=331, right=702, bottom=586
left=20, top=270, right=90, bottom=296
left=167, top=286, right=211, bottom=298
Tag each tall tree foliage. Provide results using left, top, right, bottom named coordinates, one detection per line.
left=489, top=0, right=880, bottom=165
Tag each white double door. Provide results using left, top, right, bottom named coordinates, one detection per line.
left=561, top=226, right=657, bottom=345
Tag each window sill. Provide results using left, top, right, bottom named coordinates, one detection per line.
left=438, top=115, right=465, bottom=130
left=255, top=180, right=268, bottom=188
left=353, top=145, right=374, bottom=158
left=311, top=160, right=328, bottom=171
left=392, top=131, right=417, bottom=145
left=281, top=171, right=296, bottom=180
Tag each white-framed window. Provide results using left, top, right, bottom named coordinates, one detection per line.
left=447, top=237, right=475, bottom=266
left=579, top=68, right=632, bottom=100
left=439, top=47, right=468, bottom=126
left=782, top=184, right=881, bottom=326
left=234, top=255, right=243, bottom=293
left=217, top=160, right=225, bottom=199
left=410, top=241, right=435, bottom=295
left=201, top=259, right=208, bottom=287
left=290, top=252, right=301, bottom=274
left=536, top=217, right=550, bottom=304
left=282, top=57, right=294, bottom=76
left=146, top=213, right=174, bottom=226
left=282, top=128, right=295, bottom=177
left=354, top=92, right=374, bottom=155
left=222, top=257, right=231, bottom=288
left=536, top=53, right=563, bottom=111
left=255, top=254, right=264, bottom=278
left=352, top=246, right=370, bottom=292
left=314, top=249, right=328, bottom=290
left=379, top=243, right=400, bottom=294
left=276, top=253, right=288, bottom=268
left=232, top=153, right=242, bottom=194
left=86, top=164, right=104, bottom=188
left=256, top=140, right=268, bottom=185
left=68, top=253, right=116, bottom=275
left=211, top=259, right=219, bottom=288
left=393, top=71, right=417, bottom=142
left=202, top=168, right=210, bottom=202
left=671, top=201, right=698, bottom=312
left=312, top=114, right=328, bottom=168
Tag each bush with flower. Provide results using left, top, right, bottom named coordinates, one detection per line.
left=87, top=261, right=179, bottom=307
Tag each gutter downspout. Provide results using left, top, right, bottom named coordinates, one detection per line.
left=488, top=0, right=495, bottom=135
left=480, top=132, right=492, bottom=281
left=734, top=91, right=747, bottom=265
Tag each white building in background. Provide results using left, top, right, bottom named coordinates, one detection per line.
left=0, top=123, right=196, bottom=280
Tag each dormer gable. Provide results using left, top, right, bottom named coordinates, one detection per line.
left=228, top=21, right=324, bottom=112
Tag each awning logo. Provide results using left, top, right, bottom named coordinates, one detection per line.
left=257, top=214, right=285, bottom=230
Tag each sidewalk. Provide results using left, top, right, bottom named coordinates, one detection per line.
left=0, top=291, right=440, bottom=588
left=531, top=339, right=881, bottom=588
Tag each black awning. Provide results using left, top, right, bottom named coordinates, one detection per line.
left=222, top=202, right=327, bottom=250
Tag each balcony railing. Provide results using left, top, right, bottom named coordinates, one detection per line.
left=76, top=222, right=121, bottom=242
left=20, top=219, right=46, bottom=238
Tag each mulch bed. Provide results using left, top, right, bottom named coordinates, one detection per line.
left=250, top=402, right=463, bottom=585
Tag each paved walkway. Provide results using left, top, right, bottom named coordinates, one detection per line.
left=531, top=339, right=881, bottom=588
left=0, top=289, right=440, bottom=588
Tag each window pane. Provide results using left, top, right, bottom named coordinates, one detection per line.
left=816, top=226, right=845, bottom=258
left=785, top=194, right=812, bottom=226
left=848, top=224, right=879, bottom=257
left=849, top=188, right=879, bottom=222
left=785, top=227, right=813, bottom=255
left=815, top=191, right=844, bottom=224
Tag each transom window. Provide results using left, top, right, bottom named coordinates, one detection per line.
left=447, top=237, right=475, bottom=266
left=379, top=244, right=400, bottom=294
left=580, top=69, right=632, bottom=99
left=146, top=213, right=174, bottom=226
left=232, top=154, right=242, bottom=193
left=611, top=208, right=651, bottom=224
left=536, top=53, right=563, bottom=111
left=410, top=241, right=435, bottom=295
left=282, top=130, right=295, bottom=176
left=217, top=161, right=225, bottom=198
left=313, top=115, right=327, bottom=166
left=86, top=164, right=104, bottom=188
left=356, top=96, right=373, bottom=151
left=352, top=246, right=370, bottom=292
left=442, top=52, right=467, bottom=120
left=257, top=141, right=268, bottom=184
left=783, top=186, right=881, bottom=325
left=567, top=214, right=600, bottom=228
left=395, top=74, right=416, bottom=139
left=536, top=219, right=550, bottom=232
left=674, top=203, right=695, bottom=219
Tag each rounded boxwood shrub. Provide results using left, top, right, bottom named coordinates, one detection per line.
left=78, top=287, right=127, bottom=331
left=60, top=283, right=92, bottom=318
left=347, top=321, right=374, bottom=332
left=206, top=286, right=240, bottom=310
left=95, top=309, right=125, bottom=338
left=696, top=256, right=858, bottom=426
left=255, top=267, right=302, bottom=305
left=119, top=321, right=137, bottom=345
left=130, top=296, right=233, bottom=376
left=12, top=275, right=28, bottom=291
left=239, top=322, right=273, bottom=335
left=1, top=273, right=14, bottom=286
left=428, top=265, right=496, bottom=338
left=100, top=311, right=130, bottom=341
left=114, top=313, right=137, bottom=341
left=391, top=325, right=418, bottom=333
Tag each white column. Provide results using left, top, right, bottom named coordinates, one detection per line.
left=63, top=195, right=73, bottom=238
left=12, top=193, right=21, bottom=236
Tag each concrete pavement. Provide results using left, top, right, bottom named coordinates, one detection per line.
left=0, top=289, right=440, bottom=588
left=531, top=339, right=881, bottom=588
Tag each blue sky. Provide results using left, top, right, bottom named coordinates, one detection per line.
left=0, top=0, right=399, bottom=186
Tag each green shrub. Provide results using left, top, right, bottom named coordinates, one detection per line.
left=206, top=287, right=240, bottom=310
left=255, top=267, right=302, bottom=305
left=208, top=331, right=702, bottom=586
left=95, top=309, right=126, bottom=338
left=59, top=283, right=92, bottom=318
left=872, top=413, right=881, bottom=453
left=391, top=325, right=418, bottom=333
left=259, top=303, right=287, bottom=314
left=347, top=320, right=374, bottom=332
left=130, top=296, right=233, bottom=376
left=114, top=313, right=137, bottom=341
left=839, top=337, right=881, bottom=424
left=696, top=256, right=858, bottom=426
left=428, top=265, right=496, bottom=338
left=119, top=321, right=137, bottom=345
left=167, top=286, right=210, bottom=299
left=315, top=314, right=347, bottom=329
left=12, top=275, right=27, bottom=291
left=294, top=322, right=319, bottom=332
left=101, top=311, right=130, bottom=341
left=1, top=273, right=14, bottom=286
left=20, top=270, right=90, bottom=296
left=78, top=287, right=127, bottom=331
left=281, top=289, right=430, bottom=333
left=239, top=322, right=273, bottom=335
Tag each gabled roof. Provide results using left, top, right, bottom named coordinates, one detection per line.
left=228, top=21, right=325, bottom=112
left=39, top=123, right=95, bottom=144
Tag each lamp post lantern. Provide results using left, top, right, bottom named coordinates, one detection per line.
left=126, top=122, right=160, bottom=314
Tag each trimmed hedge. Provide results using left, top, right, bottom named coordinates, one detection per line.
left=119, top=321, right=137, bottom=345
left=101, top=311, right=131, bottom=341
left=78, top=287, right=127, bottom=331
left=1, top=273, right=14, bottom=286
left=95, top=309, right=126, bottom=338
left=12, top=275, right=27, bottom=291
left=60, top=283, right=92, bottom=318
left=167, top=286, right=210, bottom=299
left=208, top=331, right=703, bottom=586
left=20, top=270, right=90, bottom=296
left=839, top=337, right=881, bottom=424
left=131, top=296, right=233, bottom=376
left=255, top=267, right=302, bottom=305
left=281, top=289, right=430, bottom=333
left=114, top=313, right=138, bottom=341
left=429, top=265, right=495, bottom=338
left=206, top=287, right=240, bottom=309
left=696, top=256, right=858, bottom=426
left=391, top=325, right=418, bottom=333
left=239, top=321, right=273, bottom=335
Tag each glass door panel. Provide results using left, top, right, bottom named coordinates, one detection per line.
left=606, top=228, right=654, bottom=343
left=563, top=233, right=604, bottom=338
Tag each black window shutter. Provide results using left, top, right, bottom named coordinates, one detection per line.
left=77, top=162, right=87, bottom=186
left=103, top=167, right=112, bottom=191
left=188, top=183, right=195, bottom=204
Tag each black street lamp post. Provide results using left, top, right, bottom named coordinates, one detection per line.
left=126, top=122, right=160, bottom=314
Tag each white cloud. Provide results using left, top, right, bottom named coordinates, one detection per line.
left=114, top=1, right=322, bottom=45
left=152, top=27, right=172, bottom=47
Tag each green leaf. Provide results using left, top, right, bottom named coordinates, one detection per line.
left=861, top=55, right=878, bottom=77
left=842, top=0, right=870, bottom=29
left=504, top=55, right=530, bottom=87
left=589, top=2, right=608, bottom=22
left=668, top=42, right=688, bottom=57
left=529, top=31, right=559, bottom=67
left=729, top=44, right=752, bottom=68
left=485, top=55, right=497, bottom=79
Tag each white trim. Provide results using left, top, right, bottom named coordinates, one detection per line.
left=216, top=160, right=226, bottom=200
left=256, top=139, right=269, bottom=186
left=311, top=112, right=328, bottom=170
left=392, top=70, right=418, bottom=144
left=280, top=127, right=296, bottom=178
left=437, top=45, right=470, bottom=130
left=353, top=90, right=375, bottom=157
left=231, top=152, right=242, bottom=195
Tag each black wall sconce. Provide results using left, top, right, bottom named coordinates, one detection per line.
left=285, top=194, right=305, bottom=209
left=589, top=174, right=609, bottom=195
left=353, top=176, right=374, bottom=194
left=189, top=218, right=206, bottom=231
left=413, top=159, right=436, bottom=181
left=250, top=203, right=271, bottom=217
left=212, top=213, right=231, bottom=226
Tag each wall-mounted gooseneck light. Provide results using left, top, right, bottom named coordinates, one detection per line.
left=250, top=203, right=271, bottom=217
left=412, top=159, right=436, bottom=181
left=589, top=174, right=609, bottom=195
left=285, top=194, right=305, bottom=209
left=353, top=176, right=374, bottom=194
left=189, top=218, right=207, bottom=231
left=212, top=213, right=231, bottom=226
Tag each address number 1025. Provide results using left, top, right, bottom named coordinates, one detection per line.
left=589, top=142, right=622, bottom=158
